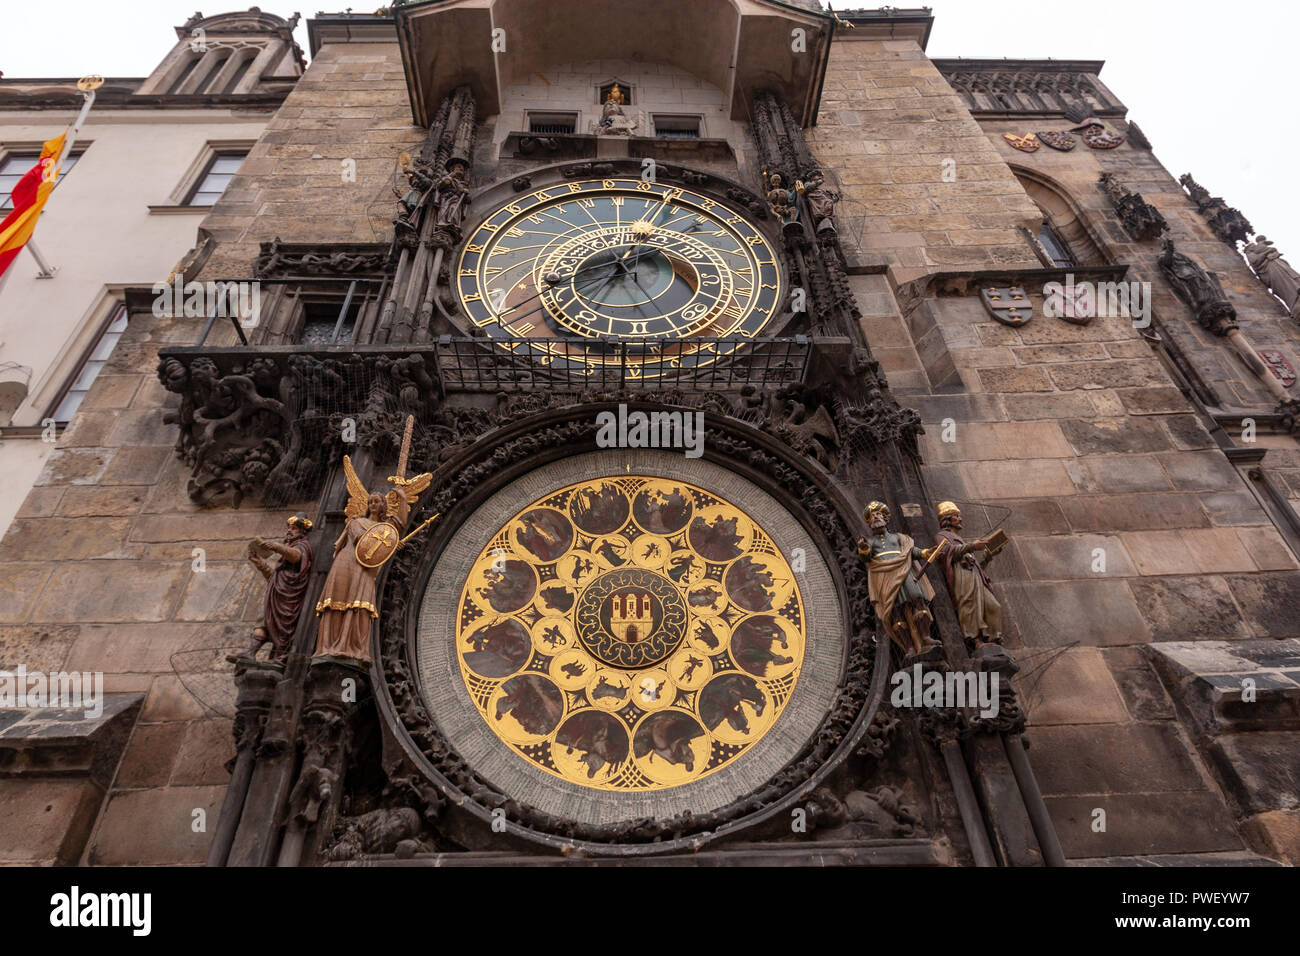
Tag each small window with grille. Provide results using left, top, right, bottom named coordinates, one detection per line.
left=652, top=115, right=701, bottom=139
left=528, top=112, right=578, bottom=135
left=298, top=300, right=360, bottom=345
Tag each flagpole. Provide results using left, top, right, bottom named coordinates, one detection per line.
left=32, top=75, right=102, bottom=279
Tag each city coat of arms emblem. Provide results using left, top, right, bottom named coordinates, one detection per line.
left=981, top=286, right=1033, bottom=327
left=1003, top=133, right=1039, bottom=153
left=1258, top=350, right=1297, bottom=388
left=1070, top=120, right=1125, bottom=149
left=1036, top=130, right=1077, bottom=151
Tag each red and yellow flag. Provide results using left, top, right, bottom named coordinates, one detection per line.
left=0, top=133, right=67, bottom=279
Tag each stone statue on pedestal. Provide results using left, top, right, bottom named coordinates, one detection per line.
left=1158, top=237, right=1238, bottom=336
left=1244, top=236, right=1300, bottom=317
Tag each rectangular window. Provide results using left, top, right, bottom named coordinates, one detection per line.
left=652, top=115, right=701, bottom=139
left=1, top=150, right=82, bottom=211
left=185, top=151, right=247, bottom=206
left=528, top=112, right=578, bottom=135
left=50, top=303, right=128, bottom=423
left=1037, top=222, right=1075, bottom=269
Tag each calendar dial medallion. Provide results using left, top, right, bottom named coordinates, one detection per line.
left=454, top=475, right=807, bottom=792
left=456, top=178, right=784, bottom=378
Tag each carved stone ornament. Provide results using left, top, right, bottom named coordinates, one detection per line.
left=254, top=239, right=390, bottom=278
left=1069, top=119, right=1124, bottom=149
left=980, top=286, right=1032, bottom=327
left=1158, top=238, right=1238, bottom=336
left=1258, top=350, right=1297, bottom=389
left=1179, top=173, right=1253, bottom=248
left=1002, top=133, right=1039, bottom=153
left=1034, top=130, right=1076, bottom=152
left=1099, top=173, right=1168, bottom=242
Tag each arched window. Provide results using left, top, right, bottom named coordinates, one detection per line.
left=1014, top=170, right=1108, bottom=267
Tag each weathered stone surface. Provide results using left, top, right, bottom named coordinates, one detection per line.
left=114, top=723, right=187, bottom=788
left=1237, top=528, right=1300, bottom=571
left=1015, top=534, right=1135, bottom=579
left=976, top=366, right=1054, bottom=393
left=1116, top=387, right=1194, bottom=416
left=1001, top=391, right=1097, bottom=421
left=1060, top=418, right=1172, bottom=455
left=1058, top=493, right=1210, bottom=533
left=1156, top=450, right=1246, bottom=493
left=0, top=566, right=52, bottom=624
left=1044, top=793, right=1243, bottom=858
left=15, top=487, right=64, bottom=519
left=30, top=563, right=188, bottom=624
left=1023, top=647, right=1129, bottom=725
left=0, top=624, right=77, bottom=672
left=36, top=449, right=112, bottom=486
left=85, top=785, right=225, bottom=865
left=1049, top=361, right=1167, bottom=391
left=0, top=779, right=99, bottom=865
left=1064, top=455, right=1172, bottom=494
left=99, top=446, right=172, bottom=485
left=963, top=459, right=1076, bottom=499
left=1, top=518, right=131, bottom=560
left=1223, top=572, right=1300, bottom=638
left=1207, top=733, right=1300, bottom=814
left=55, top=486, right=149, bottom=518
left=140, top=675, right=210, bottom=722
left=1103, top=646, right=1176, bottom=721
left=170, top=719, right=234, bottom=786
left=1199, top=491, right=1269, bottom=527
left=1244, top=810, right=1300, bottom=865
left=1129, top=576, right=1250, bottom=642
left=1028, top=723, right=1207, bottom=796
left=1161, top=414, right=1216, bottom=450
left=1001, top=579, right=1150, bottom=646
left=1120, top=531, right=1201, bottom=576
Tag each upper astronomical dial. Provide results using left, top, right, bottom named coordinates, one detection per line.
left=456, top=178, right=784, bottom=374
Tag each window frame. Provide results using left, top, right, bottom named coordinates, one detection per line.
left=651, top=114, right=704, bottom=139
left=0, top=145, right=87, bottom=211
left=526, top=111, right=579, bottom=135
left=44, top=301, right=129, bottom=425
left=182, top=148, right=249, bottom=207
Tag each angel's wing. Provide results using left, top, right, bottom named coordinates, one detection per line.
left=403, top=472, right=433, bottom=502
left=342, top=455, right=370, bottom=519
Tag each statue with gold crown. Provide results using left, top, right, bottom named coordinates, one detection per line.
left=313, top=417, right=439, bottom=664
left=857, top=501, right=943, bottom=660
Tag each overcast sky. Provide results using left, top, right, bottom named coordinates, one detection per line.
left=2, top=1, right=1296, bottom=254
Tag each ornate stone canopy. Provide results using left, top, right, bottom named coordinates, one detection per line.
left=394, top=0, right=834, bottom=126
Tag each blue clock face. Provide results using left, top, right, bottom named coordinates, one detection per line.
left=456, top=178, right=784, bottom=377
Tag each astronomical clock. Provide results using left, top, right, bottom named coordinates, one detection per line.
left=455, top=177, right=786, bottom=378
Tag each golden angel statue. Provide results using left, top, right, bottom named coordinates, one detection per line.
left=313, top=418, right=437, bottom=664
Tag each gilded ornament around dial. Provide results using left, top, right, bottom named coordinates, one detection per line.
left=454, top=475, right=807, bottom=792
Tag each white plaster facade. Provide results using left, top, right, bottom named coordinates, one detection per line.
left=0, top=11, right=302, bottom=535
